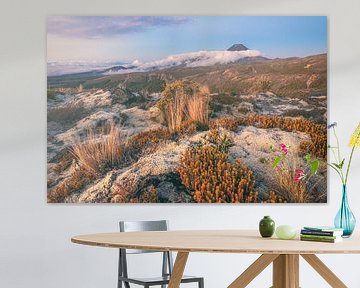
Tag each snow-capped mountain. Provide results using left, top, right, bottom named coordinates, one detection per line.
left=104, top=44, right=265, bottom=74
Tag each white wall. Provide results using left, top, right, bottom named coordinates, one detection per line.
left=1, top=0, right=360, bottom=287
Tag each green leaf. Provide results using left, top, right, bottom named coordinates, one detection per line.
left=339, top=159, right=345, bottom=169
left=304, top=154, right=311, bottom=163
left=332, top=161, right=344, bottom=169
left=272, top=155, right=284, bottom=169
left=310, top=160, right=320, bottom=176
left=328, top=163, right=341, bottom=173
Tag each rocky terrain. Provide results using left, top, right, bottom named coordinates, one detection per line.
left=47, top=53, right=327, bottom=203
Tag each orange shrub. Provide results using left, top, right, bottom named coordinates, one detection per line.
left=178, top=145, right=257, bottom=203
left=210, top=117, right=240, bottom=131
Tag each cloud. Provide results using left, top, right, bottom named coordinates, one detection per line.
left=47, top=16, right=189, bottom=38
left=119, top=49, right=263, bottom=72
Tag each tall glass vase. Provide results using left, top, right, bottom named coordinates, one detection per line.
left=334, top=185, right=356, bottom=237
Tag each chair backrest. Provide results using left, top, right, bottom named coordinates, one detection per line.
left=119, top=220, right=169, bottom=254
left=118, top=220, right=174, bottom=283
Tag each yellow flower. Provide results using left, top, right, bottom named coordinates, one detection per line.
left=349, top=122, right=360, bottom=148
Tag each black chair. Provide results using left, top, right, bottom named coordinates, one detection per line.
left=118, top=220, right=204, bottom=288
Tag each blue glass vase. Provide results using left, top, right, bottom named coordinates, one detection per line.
left=334, top=185, right=356, bottom=237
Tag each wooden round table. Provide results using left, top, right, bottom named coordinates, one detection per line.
left=72, top=230, right=360, bottom=288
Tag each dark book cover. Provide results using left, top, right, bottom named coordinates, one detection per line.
left=300, top=229, right=340, bottom=237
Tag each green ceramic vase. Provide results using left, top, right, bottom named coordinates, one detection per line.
left=259, top=216, right=275, bottom=238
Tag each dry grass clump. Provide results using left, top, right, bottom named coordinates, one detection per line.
left=111, top=183, right=159, bottom=203
left=47, top=168, right=95, bottom=203
left=273, top=166, right=309, bottom=203
left=210, top=114, right=327, bottom=158
left=48, top=102, right=87, bottom=124
left=157, top=80, right=209, bottom=133
left=179, top=145, right=258, bottom=203
left=70, top=125, right=124, bottom=175
left=270, top=156, right=326, bottom=203
left=187, top=86, right=210, bottom=124
left=166, top=89, right=187, bottom=132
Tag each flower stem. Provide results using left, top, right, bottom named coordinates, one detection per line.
left=328, top=163, right=344, bottom=181
left=345, top=145, right=356, bottom=186
left=345, top=130, right=360, bottom=185
left=332, top=127, right=345, bottom=184
left=333, top=127, right=342, bottom=164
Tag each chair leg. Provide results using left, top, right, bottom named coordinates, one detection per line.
left=198, top=278, right=204, bottom=288
left=161, top=252, right=168, bottom=288
left=118, top=250, right=123, bottom=288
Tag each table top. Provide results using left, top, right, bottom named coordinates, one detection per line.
left=71, top=230, right=360, bottom=254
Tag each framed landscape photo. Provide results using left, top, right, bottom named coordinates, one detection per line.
left=47, top=16, right=327, bottom=203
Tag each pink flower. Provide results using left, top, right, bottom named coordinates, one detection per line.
left=294, top=169, right=306, bottom=183
left=279, top=143, right=288, bottom=155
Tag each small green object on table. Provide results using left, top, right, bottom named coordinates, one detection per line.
left=275, top=225, right=297, bottom=240
left=259, top=216, right=275, bottom=238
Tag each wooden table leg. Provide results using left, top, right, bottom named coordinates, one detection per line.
left=301, top=254, right=347, bottom=288
left=272, top=254, right=299, bottom=288
left=228, top=254, right=279, bottom=288
left=168, top=252, right=189, bottom=288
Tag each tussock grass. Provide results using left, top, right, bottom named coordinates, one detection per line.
left=158, top=81, right=210, bottom=133
left=70, top=125, right=124, bottom=175
left=167, top=90, right=187, bottom=133
left=271, top=154, right=310, bottom=203
left=273, top=167, right=309, bottom=203
left=187, top=86, right=209, bottom=125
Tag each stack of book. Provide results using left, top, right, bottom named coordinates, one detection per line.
left=300, top=226, right=344, bottom=243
